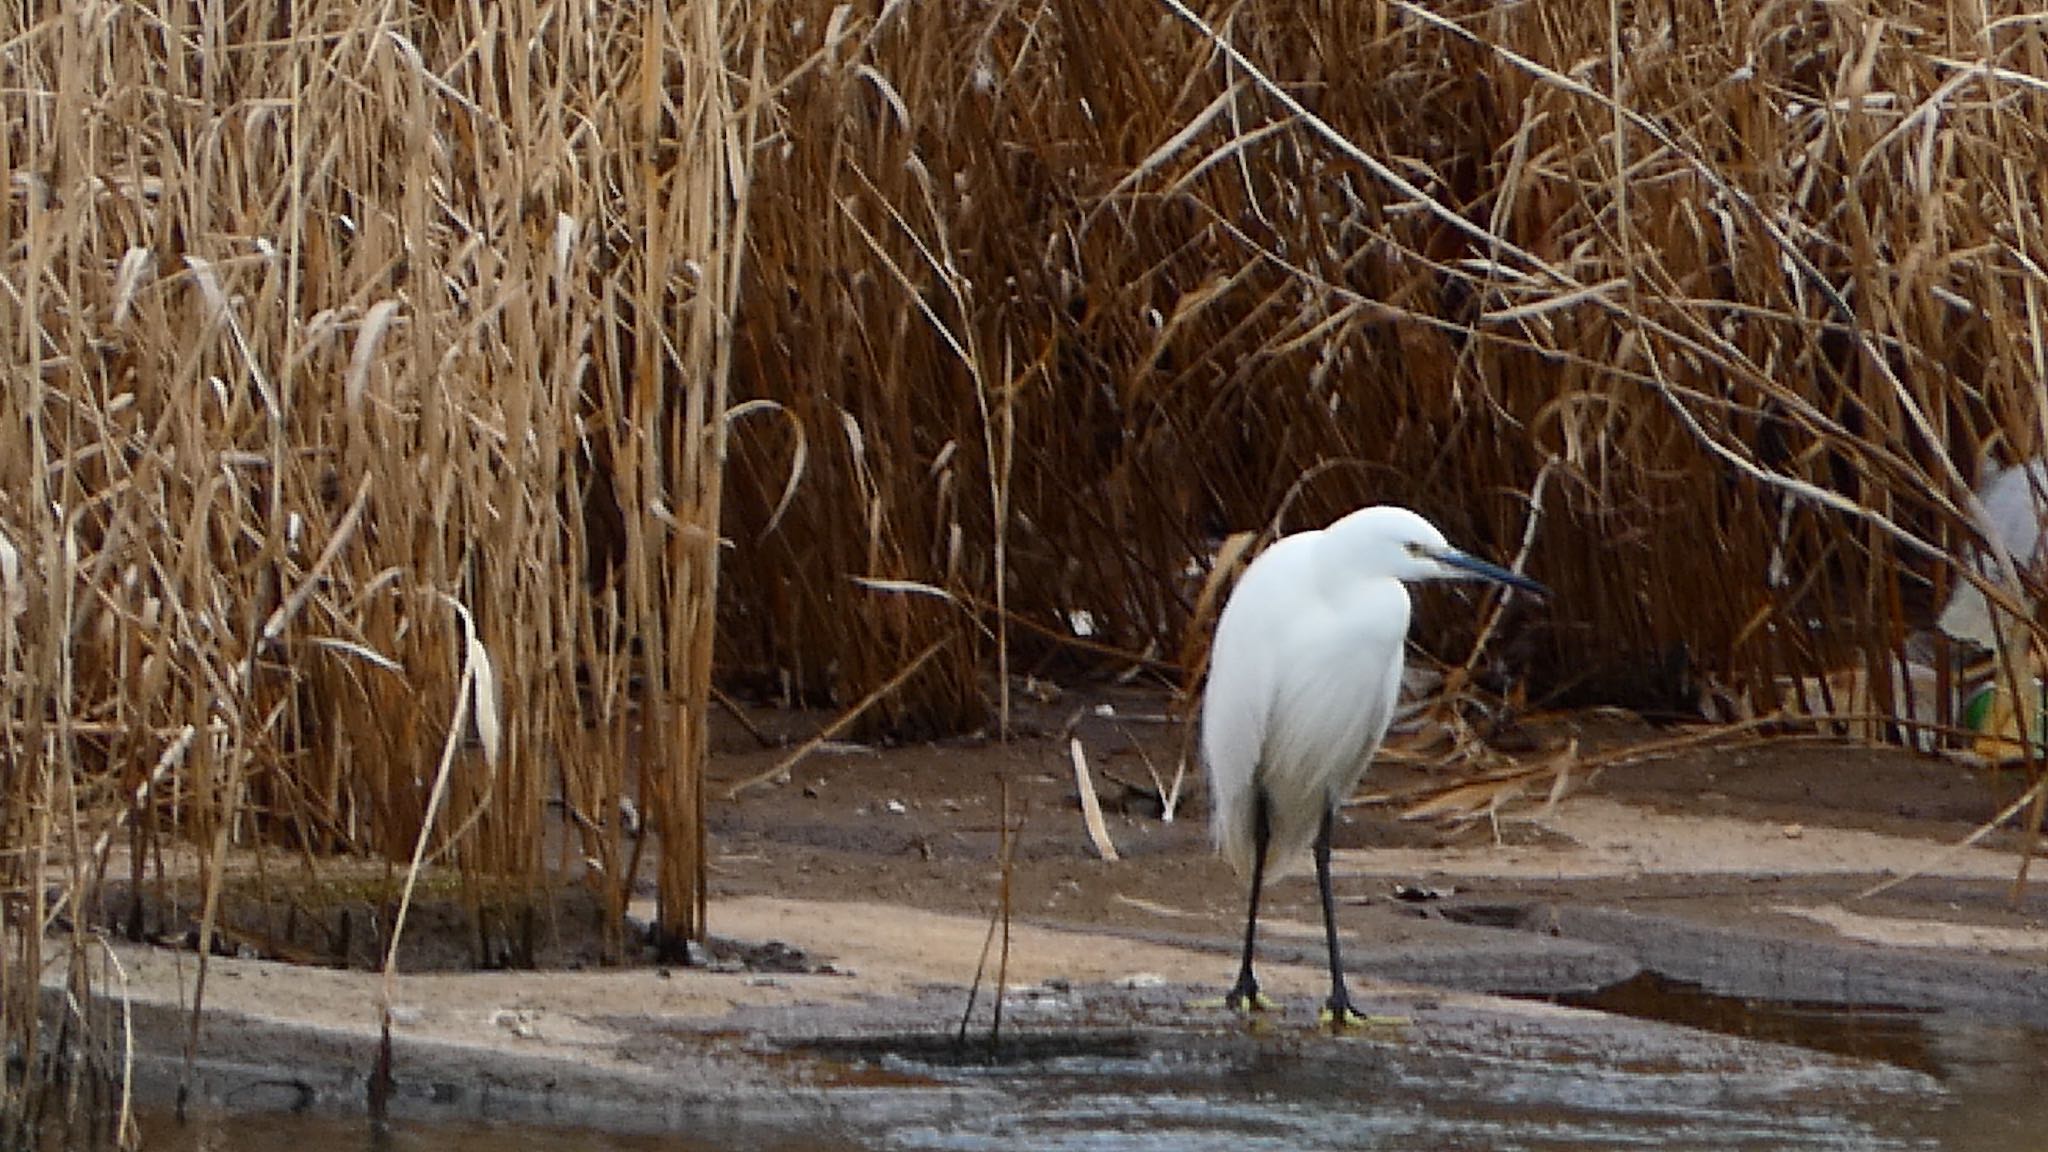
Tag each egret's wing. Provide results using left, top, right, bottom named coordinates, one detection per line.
left=1200, top=599, right=1275, bottom=874
left=1200, top=653, right=1266, bottom=797
left=1199, top=536, right=1313, bottom=874
left=1250, top=579, right=1411, bottom=872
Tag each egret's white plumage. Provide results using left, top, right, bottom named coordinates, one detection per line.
left=1939, top=459, right=2047, bottom=651
left=1202, top=525, right=1409, bottom=879
left=1199, top=505, right=1546, bottom=1023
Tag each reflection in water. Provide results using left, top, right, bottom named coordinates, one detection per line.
left=1551, top=972, right=1940, bottom=1072
left=1552, top=971, right=2048, bottom=1151
left=800, top=1022, right=1943, bottom=1151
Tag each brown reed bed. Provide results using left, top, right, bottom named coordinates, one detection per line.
left=3, top=0, right=753, bottom=1136
left=722, top=0, right=2046, bottom=730
left=3, top=0, right=2046, bottom=1139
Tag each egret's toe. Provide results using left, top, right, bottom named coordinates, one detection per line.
left=1318, top=1005, right=1411, bottom=1032
left=1319, top=1004, right=1365, bottom=1030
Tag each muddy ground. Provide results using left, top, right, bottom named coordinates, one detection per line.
left=703, top=688, right=2048, bottom=972
left=71, top=687, right=2048, bottom=1141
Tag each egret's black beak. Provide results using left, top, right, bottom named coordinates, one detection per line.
left=1434, top=549, right=1549, bottom=598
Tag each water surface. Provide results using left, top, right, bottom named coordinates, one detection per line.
left=136, top=998, right=2048, bottom=1151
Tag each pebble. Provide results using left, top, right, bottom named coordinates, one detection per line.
left=493, top=1009, right=540, bottom=1038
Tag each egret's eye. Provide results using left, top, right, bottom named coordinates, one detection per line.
left=1404, top=541, right=1426, bottom=557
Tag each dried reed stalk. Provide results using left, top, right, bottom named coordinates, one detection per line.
left=717, top=0, right=2046, bottom=750
left=3, top=0, right=764, bottom=1115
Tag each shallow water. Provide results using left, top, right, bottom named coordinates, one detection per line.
left=1560, top=972, right=2048, bottom=1150
left=135, top=991, right=2048, bottom=1152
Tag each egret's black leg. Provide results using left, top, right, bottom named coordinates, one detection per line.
left=1315, top=805, right=1361, bottom=1026
left=1224, top=787, right=1271, bottom=1011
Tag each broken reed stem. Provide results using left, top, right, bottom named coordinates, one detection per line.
left=725, top=636, right=950, bottom=799
left=2015, top=773, right=2045, bottom=906
left=1361, top=713, right=1794, bottom=809
left=982, top=345, right=1016, bottom=741
left=1983, top=615, right=2047, bottom=901
left=958, top=589, right=1180, bottom=673
left=2014, top=648, right=2048, bottom=902
left=1069, top=737, right=1121, bottom=862
left=102, top=940, right=136, bottom=1149
left=382, top=605, right=481, bottom=998
left=956, top=774, right=1014, bottom=1051
left=711, top=684, right=780, bottom=749
left=992, top=779, right=1014, bottom=1057
left=1861, top=770, right=2048, bottom=902
left=1120, top=722, right=1185, bottom=823
left=180, top=743, right=244, bottom=1117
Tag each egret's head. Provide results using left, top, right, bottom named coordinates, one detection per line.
left=1325, top=506, right=1549, bottom=595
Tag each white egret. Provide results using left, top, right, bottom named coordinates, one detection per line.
left=1938, top=458, right=2046, bottom=651
left=1201, top=505, right=1547, bottom=1025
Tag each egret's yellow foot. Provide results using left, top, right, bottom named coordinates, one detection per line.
left=1318, top=1006, right=1412, bottom=1031
left=1232, top=991, right=1279, bottom=1014
left=1319, top=1004, right=1366, bottom=1030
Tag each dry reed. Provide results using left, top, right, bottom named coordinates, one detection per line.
left=720, top=0, right=2047, bottom=740
left=5, top=0, right=2048, bottom=1133
left=3, top=0, right=757, bottom=1132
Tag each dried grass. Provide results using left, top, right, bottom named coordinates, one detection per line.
left=3, top=0, right=753, bottom=1129
left=5, top=0, right=2048, bottom=1129
left=719, top=0, right=2048, bottom=748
